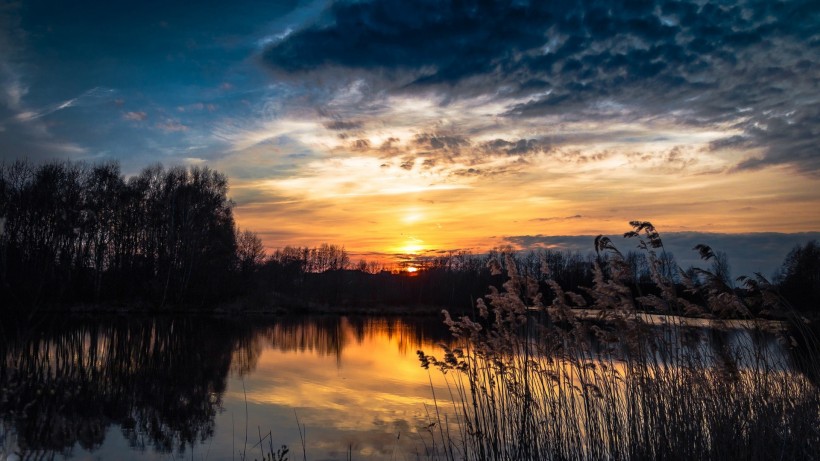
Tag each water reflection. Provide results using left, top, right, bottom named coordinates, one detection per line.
left=1, top=317, right=239, bottom=459
left=0, top=315, right=454, bottom=460
left=0, top=314, right=801, bottom=460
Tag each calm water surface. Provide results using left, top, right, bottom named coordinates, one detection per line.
left=0, top=313, right=796, bottom=460
left=1, top=315, right=457, bottom=461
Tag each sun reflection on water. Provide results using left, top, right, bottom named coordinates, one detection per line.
left=221, top=317, right=455, bottom=459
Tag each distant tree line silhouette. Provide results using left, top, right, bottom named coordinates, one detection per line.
left=223, top=228, right=820, bottom=317
left=245, top=245, right=601, bottom=313
left=1, top=159, right=817, bottom=315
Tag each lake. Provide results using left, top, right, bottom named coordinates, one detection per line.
left=1, top=315, right=462, bottom=461
left=0, top=313, right=809, bottom=460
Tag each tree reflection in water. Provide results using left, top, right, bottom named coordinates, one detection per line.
left=1, top=317, right=234, bottom=457
left=3, top=314, right=795, bottom=460
left=0, top=315, right=452, bottom=459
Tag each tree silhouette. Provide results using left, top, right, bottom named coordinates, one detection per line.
left=0, top=160, right=241, bottom=310
left=776, top=240, right=820, bottom=312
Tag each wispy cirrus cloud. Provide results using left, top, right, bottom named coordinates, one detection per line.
left=13, top=87, right=116, bottom=122
left=0, top=4, right=98, bottom=161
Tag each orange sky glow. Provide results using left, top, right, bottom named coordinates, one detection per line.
left=4, top=0, right=818, bottom=273
left=221, top=106, right=820, bottom=266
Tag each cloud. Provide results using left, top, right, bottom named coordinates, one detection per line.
left=414, top=133, right=469, bottom=151
left=531, top=215, right=583, bottom=222
left=1, top=70, right=26, bottom=111
left=0, top=7, right=104, bottom=163
left=261, top=0, right=820, bottom=174
left=13, top=87, right=116, bottom=122
left=481, top=138, right=552, bottom=156
left=263, top=155, right=469, bottom=199
left=323, top=119, right=363, bottom=131
left=176, top=102, right=217, bottom=113
left=123, top=111, right=148, bottom=121
left=156, top=119, right=189, bottom=132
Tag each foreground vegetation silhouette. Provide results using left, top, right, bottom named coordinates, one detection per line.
left=418, top=222, right=820, bottom=460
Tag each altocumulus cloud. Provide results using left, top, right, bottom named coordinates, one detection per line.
left=263, top=0, right=820, bottom=174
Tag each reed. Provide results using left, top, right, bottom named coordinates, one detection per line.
left=419, top=222, right=820, bottom=460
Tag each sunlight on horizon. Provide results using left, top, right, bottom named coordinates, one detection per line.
left=220, top=90, right=820, bottom=268
left=231, top=160, right=820, bottom=267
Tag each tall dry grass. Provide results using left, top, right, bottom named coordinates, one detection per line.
left=418, top=222, right=820, bottom=460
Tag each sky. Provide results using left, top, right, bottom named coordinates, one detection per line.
left=1, top=0, right=819, bottom=277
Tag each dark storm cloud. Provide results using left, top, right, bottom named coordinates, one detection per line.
left=263, top=0, right=542, bottom=81
left=504, top=231, right=820, bottom=280
left=263, top=0, right=820, bottom=173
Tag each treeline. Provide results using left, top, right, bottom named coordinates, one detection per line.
left=249, top=241, right=712, bottom=313
left=245, top=231, right=819, bottom=316
left=251, top=246, right=599, bottom=312
left=0, top=160, right=239, bottom=308
left=2, top=160, right=818, bottom=315
left=0, top=149, right=600, bottom=312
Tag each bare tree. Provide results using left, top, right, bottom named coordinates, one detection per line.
left=236, top=229, right=265, bottom=275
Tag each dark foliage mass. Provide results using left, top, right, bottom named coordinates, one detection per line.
left=776, top=240, right=820, bottom=312
left=0, top=160, right=238, bottom=308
